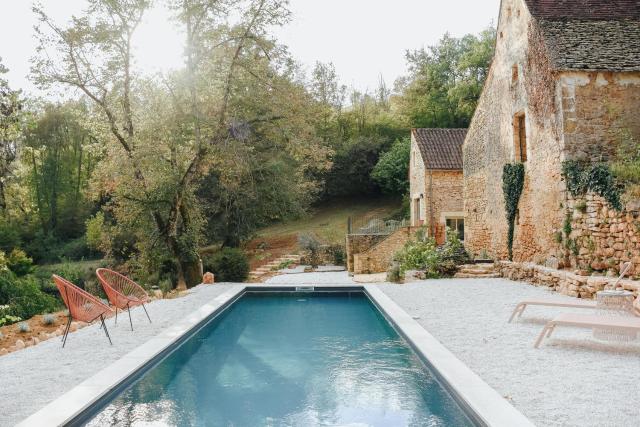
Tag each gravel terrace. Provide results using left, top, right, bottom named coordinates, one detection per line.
left=1, top=273, right=639, bottom=426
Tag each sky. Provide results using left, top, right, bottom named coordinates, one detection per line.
left=0, top=0, right=500, bottom=97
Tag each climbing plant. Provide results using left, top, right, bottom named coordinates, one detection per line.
left=502, top=163, right=525, bottom=260
left=561, top=161, right=622, bottom=211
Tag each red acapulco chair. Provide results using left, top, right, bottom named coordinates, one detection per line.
left=53, top=274, right=113, bottom=347
left=96, top=268, right=151, bottom=331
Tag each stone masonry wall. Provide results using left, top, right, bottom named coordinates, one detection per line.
left=496, top=260, right=640, bottom=299
left=426, top=170, right=463, bottom=244
left=464, top=0, right=564, bottom=262
left=551, top=195, right=640, bottom=277
left=560, top=71, right=640, bottom=163
left=353, top=227, right=417, bottom=274
left=409, top=135, right=427, bottom=225
left=345, top=234, right=386, bottom=273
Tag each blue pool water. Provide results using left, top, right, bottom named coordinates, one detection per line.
left=86, top=292, right=473, bottom=426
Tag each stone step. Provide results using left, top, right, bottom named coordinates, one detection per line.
left=454, top=272, right=501, bottom=279
left=458, top=268, right=496, bottom=275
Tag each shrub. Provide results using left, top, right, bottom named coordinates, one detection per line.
left=298, top=233, right=321, bottom=268
left=0, top=314, right=21, bottom=327
left=42, top=314, right=56, bottom=325
left=394, top=228, right=469, bottom=278
left=203, top=248, right=249, bottom=282
left=0, top=272, right=59, bottom=320
left=7, top=249, right=34, bottom=277
left=386, top=262, right=402, bottom=283
left=18, top=321, right=30, bottom=333
left=371, top=137, right=410, bottom=195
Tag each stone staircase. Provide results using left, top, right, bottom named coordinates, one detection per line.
left=249, top=254, right=302, bottom=281
left=454, top=262, right=500, bottom=278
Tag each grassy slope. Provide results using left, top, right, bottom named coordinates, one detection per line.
left=256, top=196, right=400, bottom=245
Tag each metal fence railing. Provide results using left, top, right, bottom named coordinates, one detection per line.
left=347, top=215, right=410, bottom=235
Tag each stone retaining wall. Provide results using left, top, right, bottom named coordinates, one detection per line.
left=353, top=228, right=415, bottom=274
left=496, top=260, right=640, bottom=299
left=345, top=234, right=386, bottom=273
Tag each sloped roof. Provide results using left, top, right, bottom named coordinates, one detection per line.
left=412, top=128, right=466, bottom=170
left=523, top=0, right=640, bottom=71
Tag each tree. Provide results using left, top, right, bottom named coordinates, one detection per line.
left=371, top=137, right=410, bottom=195
left=32, top=0, right=323, bottom=288
left=0, top=58, right=24, bottom=214
left=398, top=28, right=495, bottom=128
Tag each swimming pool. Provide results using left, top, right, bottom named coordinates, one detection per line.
left=85, top=291, right=473, bottom=426
left=18, top=285, right=533, bottom=426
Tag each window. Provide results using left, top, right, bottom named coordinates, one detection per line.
left=445, top=218, right=464, bottom=241
left=513, top=113, right=527, bottom=162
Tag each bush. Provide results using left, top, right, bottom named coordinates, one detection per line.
left=0, top=271, right=59, bottom=320
left=394, top=228, right=469, bottom=278
left=371, top=137, right=410, bottom=195
left=325, top=244, right=345, bottom=266
left=7, top=249, right=34, bottom=276
left=203, top=248, right=249, bottom=282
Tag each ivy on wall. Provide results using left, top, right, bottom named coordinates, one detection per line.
left=502, top=163, right=525, bottom=260
left=562, top=160, right=622, bottom=211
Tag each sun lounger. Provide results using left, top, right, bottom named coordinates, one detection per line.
left=508, top=299, right=596, bottom=322
left=509, top=262, right=633, bottom=323
left=534, top=313, right=640, bottom=348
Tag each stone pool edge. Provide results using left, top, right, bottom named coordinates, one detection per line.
left=18, top=284, right=534, bottom=427
left=363, top=285, right=535, bottom=427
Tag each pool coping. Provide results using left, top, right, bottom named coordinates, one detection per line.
left=17, top=284, right=534, bottom=427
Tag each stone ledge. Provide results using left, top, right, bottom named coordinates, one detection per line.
left=495, top=260, right=639, bottom=299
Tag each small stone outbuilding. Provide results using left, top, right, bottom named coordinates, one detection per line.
left=410, top=128, right=467, bottom=244
left=463, top=0, right=640, bottom=273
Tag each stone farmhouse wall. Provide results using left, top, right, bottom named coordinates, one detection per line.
left=463, top=0, right=640, bottom=269
left=410, top=137, right=463, bottom=245
left=409, top=137, right=427, bottom=225
left=345, top=234, right=386, bottom=273
left=464, top=0, right=564, bottom=262
left=352, top=227, right=416, bottom=274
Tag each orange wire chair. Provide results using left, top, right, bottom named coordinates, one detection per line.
left=96, top=268, right=151, bottom=331
left=53, top=275, right=113, bottom=348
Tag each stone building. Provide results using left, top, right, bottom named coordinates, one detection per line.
left=410, top=128, right=466, bottom=244
left=463, top=0, right=640, bottom=274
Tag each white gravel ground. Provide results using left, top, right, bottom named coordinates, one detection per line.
left=2, top=274, right=639, bottom=426
left=378, top=278, right=640, bottom=427
left=0, top=284, right=232, bottom=426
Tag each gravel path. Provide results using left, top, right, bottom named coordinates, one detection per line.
left=2, top=274, right=639, bottom=426
left=0, top=284, right=233, bottom=426
left=378, top=278, right=640, bottom=427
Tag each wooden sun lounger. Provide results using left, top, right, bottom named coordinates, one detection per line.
left=510, top=262, right=633, bottom=323
left=508, top=299, right=596, bottom=323
left=534, top=313, right=640, bottom=348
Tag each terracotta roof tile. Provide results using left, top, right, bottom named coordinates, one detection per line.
left=412, top=128, right=466, bottom=170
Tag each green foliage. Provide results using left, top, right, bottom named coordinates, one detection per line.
left=398, top=28, right=495, bottom=128
left=386, top=263, right=402, bottom=283
left=325, top=244, right=346, bottom=266
left=574, top=200, right=587, bottom=213
left=0, top=314, right=21, bottom=327
left=562, top=160, right=622, bottom=211
left=371, top=137, right=411, bottom=195
left=0, top=271, right=59, bottom=320
left=611, top=126, right=640, bottom=199
left=203, top=248, right=249, bottom=283
left=394, top=228, right=469, bottom=278
left=502, top=163, right=525, bottom=260
left=563, top=212, right=572, bottom=238
left=7, top=249, right=34, bottom=276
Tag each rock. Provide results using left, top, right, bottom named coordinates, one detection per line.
left=69, top=322, right=79, bottom=332
left=0, top=348, right=7, bottom=356
left=31, top=337, right=40, bottom=345
left=14, top=339, right=25, bottom=350
left=545, top=256, right=560, bottom=269
left=202, top=272, right=215, bottom=284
